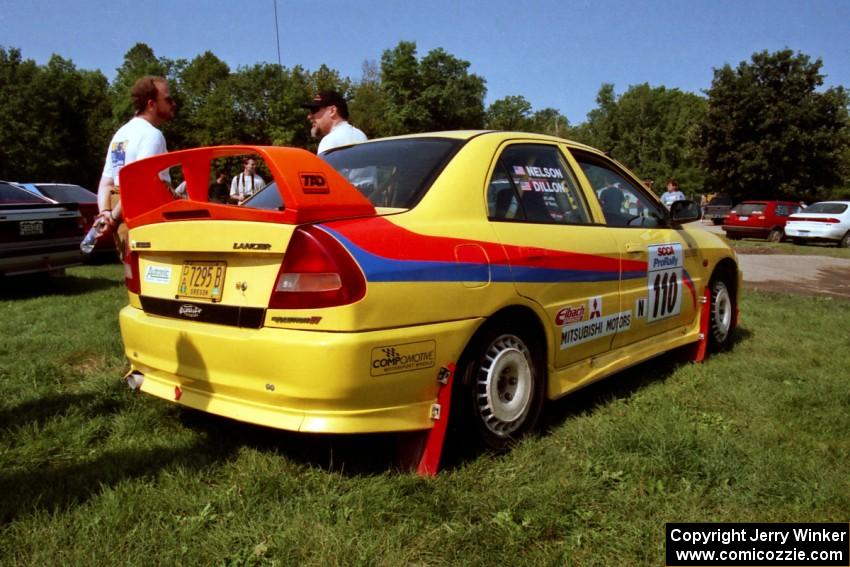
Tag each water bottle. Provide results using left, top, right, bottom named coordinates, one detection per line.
left=80, top=218, right=106, bottom=254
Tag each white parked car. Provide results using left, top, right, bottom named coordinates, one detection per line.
left=785, top=201, right=850, bottom=247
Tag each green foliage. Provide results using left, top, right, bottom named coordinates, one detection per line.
left=486, top=95, right=533, bottom=130
left=571, top=83, right=707, bottom=194
left=0, top=47, right=110, bottom=189
left=380, top=41, right=486, bottom=134
left=2, top=41, right=848, bottom=203
left=695, top=49, right=850, bottom=201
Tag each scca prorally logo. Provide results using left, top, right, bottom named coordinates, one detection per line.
left=299, top=171, right=329, bottom=194
left=370, top=341, right=436, bottom=376
left=178, top=304, right=202, bottom=318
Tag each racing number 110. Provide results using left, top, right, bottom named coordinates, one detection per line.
left=651, top=270, right=678, bottom=319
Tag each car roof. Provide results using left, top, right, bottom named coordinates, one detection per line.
left=363, top=130, right=602, bottom=152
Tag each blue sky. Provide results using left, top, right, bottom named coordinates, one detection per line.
left=2, top=0, right=848, bottom=124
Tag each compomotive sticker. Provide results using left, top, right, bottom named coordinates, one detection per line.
left=370, top=340, right=436, bottom=376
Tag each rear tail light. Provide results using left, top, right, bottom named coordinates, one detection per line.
left=269, top=226, right=366, bottom=309
left=792, top=217, right=840, bottom=223
left=125, top=250, right=141, bottom=294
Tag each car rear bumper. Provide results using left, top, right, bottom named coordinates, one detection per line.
left=785, top=224, right=845, bottom=241
left=119, top=304, right=481, bottom=434
left=0, top=238, right=83, bottom=275
left=722, top=225, right=771, bottom=237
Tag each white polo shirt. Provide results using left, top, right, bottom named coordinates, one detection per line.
left=318, top=121, right=367, bottom=155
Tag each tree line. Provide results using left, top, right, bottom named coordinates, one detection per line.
left=1, top=41, right=848, bottom=201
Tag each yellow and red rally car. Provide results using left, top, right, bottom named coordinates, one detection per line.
left=117, top=131, right=740, bottom=473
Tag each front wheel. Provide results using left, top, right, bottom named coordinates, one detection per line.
left=708, top=277, right=736, bottom=351
left=461, top=328, right=544, bottom=451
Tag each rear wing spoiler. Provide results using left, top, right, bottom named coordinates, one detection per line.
left=119, top=145, right=375, bottom=228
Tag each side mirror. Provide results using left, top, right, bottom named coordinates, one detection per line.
left=670, top=199, right=701, bottom=224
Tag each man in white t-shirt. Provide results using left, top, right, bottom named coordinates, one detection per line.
left=229, top=157, right=265, bottom=204
left=96, top=75, right=176, bottom=253
left=301, top=90, right=367, bottom=155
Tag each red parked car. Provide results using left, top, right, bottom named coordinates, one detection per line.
left=722, top=200, right=802, bottom=242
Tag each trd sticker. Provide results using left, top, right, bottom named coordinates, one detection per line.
left=299, top=172, right=329, bottom=194
left=555, top=304, right=586, bottom=325
left=647, top=244, right=684, bottom=322
left=560, top=311, right=631, bottom=349
left=371, top=340, right=436, bottom=376
left=144, top=265, right=171, bottom=284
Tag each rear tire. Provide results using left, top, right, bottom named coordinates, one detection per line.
left=767, top=228, right=783, bottom=243
left=460, top=325, right=544, bottom=452
left=725, top=232, right=741, bottom=240
left=708, top=277, right=736, bottom=351
left=839, top=232, right=850, bottom=248
left=711, top=218, right=723, bottom=225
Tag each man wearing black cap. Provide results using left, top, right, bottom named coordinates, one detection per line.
left=301, top=90, right=367, bottom=155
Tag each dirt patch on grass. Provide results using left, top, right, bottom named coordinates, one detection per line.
left=740, top=254, right=850, bottom=299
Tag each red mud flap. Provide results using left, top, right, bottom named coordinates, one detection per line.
left=683, top=287, right=711, bottom=362
left=395, top=363, right=456, bottom=476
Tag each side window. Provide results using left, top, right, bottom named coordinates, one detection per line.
left=572, top=153, right=666, bottom=228
left=487, top=144, right=590, bottom=225
left=775, top=204, right=789, bottom=217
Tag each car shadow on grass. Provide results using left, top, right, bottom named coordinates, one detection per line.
left=177, top=409, right=402, bottom=476
left=0, top=272, right=122, bottom=299
left=174, top=327, right=755, bottom=477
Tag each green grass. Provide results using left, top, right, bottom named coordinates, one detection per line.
left=2, top=265, right=849, bottom=566
left=726, top=237, right=850, bottom=258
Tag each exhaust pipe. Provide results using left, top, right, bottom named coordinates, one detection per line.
left=125, top=370, right=145, bottom=390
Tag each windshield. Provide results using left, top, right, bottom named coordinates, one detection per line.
left=323, top=138, right=463, bottom=208
left=0, top=182, right=49, bottom=205
left=803, top=202, right=848, bottom=215
left=35, top=184, right=96, bottom=203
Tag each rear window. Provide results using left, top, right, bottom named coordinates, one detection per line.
left=803, top=202, right=848, bottom=215
left=322, top=138, right=463, bottom=208
left=0, top=182, right=49, bottom=205
left=34, top=184, right=96, bottom=203
left=734, top=203, right=766, bottom=215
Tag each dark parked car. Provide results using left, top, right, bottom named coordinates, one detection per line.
left=0, top=181, right=86, bottom=276
left=704, top=194, right=734, bottom=225
left=16, top=183, right=116, bottom=257
left=722, top=200, right=801, bottom=242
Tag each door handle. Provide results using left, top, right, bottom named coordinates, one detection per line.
left=625, top=243, right=645, bottom=254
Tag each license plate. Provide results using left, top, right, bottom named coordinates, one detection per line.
left=177, top=261, right=226, bottom=302
left=738, top=216, right=749, bottom=221
left=19, top=220, right=44, bottom=236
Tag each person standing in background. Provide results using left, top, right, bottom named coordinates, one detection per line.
left=301, top=90, right=367, bottom=155
left=96, top=75, right=176, bottom=255
left=230, top=157, right=265, bottom=204
left=660, top=179, right=686, bottom=208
